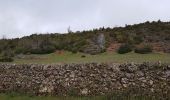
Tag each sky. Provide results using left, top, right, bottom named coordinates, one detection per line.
left=0, top=0, right=170, bottom=38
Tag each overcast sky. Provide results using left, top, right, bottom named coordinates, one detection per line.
left=0, top=0, right=170, bottom=38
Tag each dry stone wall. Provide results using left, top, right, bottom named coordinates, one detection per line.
left=0, top=62, right=170, bottom=96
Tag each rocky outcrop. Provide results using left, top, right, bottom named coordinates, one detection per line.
left=0, top=62, right=169, bottom=96
left=83, top=43, right=103, bottom=55
left=83, top=34, right=105, bottom=55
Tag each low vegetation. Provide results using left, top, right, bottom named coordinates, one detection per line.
left=117, top=44, right=133, bottom=54
left=0, top=50, right=14, bottom=62
left=11, top=52, right=170, bottom=64
left=0, top=91, right=168, bottom=100
left=134, top=45, right=152, bottom=54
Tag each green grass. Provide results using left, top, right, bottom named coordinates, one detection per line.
left=12, top=51, right=170, bottom=64
left=0, top=93, right=123, bottom=100
left=0, top=93, right=96, bottom=100
left=0, top=93, right=164, bottom=100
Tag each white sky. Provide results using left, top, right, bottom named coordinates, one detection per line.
left=0, top=0, right=170, bottom=38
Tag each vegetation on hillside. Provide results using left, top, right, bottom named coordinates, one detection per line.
left=0, top=20, right=170, bottom=62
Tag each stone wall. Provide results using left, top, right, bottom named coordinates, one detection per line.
left=0, top=62, right=170, bottom=96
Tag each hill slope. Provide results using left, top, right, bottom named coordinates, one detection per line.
left=0, top=20, right=170, bottom=59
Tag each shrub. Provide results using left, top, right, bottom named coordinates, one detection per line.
left=41, top=45, right=56, bottom=54
left=71, top=49, right=78, bottom=54
left=30, top=48, right=42, bottom=54
left=115, top=32, right=127, bottom=43
left=70, top=47, right=78, bottom=54
left=15, top=47, right=26, bottom=54
left=30, top=43, right=56, bottom=54
left=81, top=55, right=86, bottom=58
left=0, top=57, right=13, bottom=62
left=117, top=44, right=132, bottom=54
left=3, top=49, right=15, bottom=57
left=100, top=48, right=106, bottom=53
left=133, top=36, right=143, bottom=44
left=134, top=45, right=152, bottom=54
left=29, top=39, right=57, bottom=54
left=0, top=50, right=14, bottom=62
left=30, top=46, right=56, bottom=54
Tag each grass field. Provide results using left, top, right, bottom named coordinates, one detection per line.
left=12, top=51, right=170, bottom=64
left=0, top=93, right=99, bottom=100
left=0, top=93, right=163, bottom=100
left=0, top=93, right=97, bottom=100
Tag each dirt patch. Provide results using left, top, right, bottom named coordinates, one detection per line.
left=107, top=43, right=122, bottom=52
left=55, top=50, right=65, bottom=55
left=150, top=42, right=170, bottom=53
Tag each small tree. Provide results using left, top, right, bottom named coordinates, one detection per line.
left=67, top=26, right=73, bottom=33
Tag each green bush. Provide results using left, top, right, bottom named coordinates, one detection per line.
left=115, top=32, right=127, bottom=43
left=133, top=36, right=143, bottom=44
left=0, top=57, right=13, bottom=62
left=134, top=45, right=152, bottom=54
left=30, top=48, right=43, bottom=54
left=0, top=50, right=14, bottom=62
left=42, top=45, right=56, bottom=54
left=14, top=46, right=31, bottom=54
left=117, top=44, right=132, bottom=54
left=100, top=48, right=106, bottom=53
left=30, top=41, right=56, bottom=54
left=81, top=55, right=86, bottom=58
left=14, top=47, right=27, bottom=54
left=30, top=46, right=56, bottom=54
left=71, top=49, right=78, bottom=54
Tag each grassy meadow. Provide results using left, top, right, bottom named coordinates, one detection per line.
left=12, top=51, right=170, bottom=64
left=0, top=93, right=164, bottom=100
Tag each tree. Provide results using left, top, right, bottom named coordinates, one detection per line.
left=67, top=26, right=73, bottom=33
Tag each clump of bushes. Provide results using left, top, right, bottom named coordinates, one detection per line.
left=14, top=47, right=30, bottom=54
left=30, top=45, right=56, bottom=54
left=30, top=40, right=56, bottom=54
left=0, top=50, right=14, bottom=62
left=133, top=36, right=143, bottom=44
left=134, top=45, right=152, bottom=54
left=81, top=55, right=86, bottom=58
left=0, top=57, right=13, bottom=62
left=117, top=44, right=133, bottom=54
left=117, top=43, right=153, bottom=54
left=115, top=32, right=128, bottom=43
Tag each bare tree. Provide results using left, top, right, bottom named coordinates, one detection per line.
left=67, top=26, right=72, bottom=33
left=2, top=34, right=6, bottom=40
